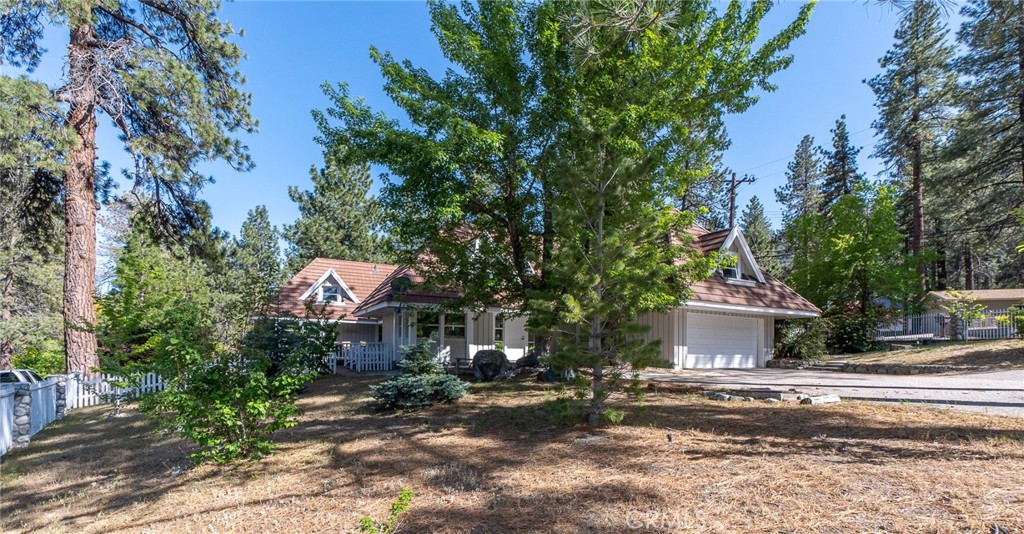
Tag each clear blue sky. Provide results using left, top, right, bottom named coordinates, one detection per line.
left=8, top=1, right=956, bottom=236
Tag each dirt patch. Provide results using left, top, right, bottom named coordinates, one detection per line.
left=840, top=339, right=1024, bottom=368
left=2, top=372, right=1023, bottom=533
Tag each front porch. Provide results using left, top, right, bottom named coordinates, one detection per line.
left=330, top=307, right=532, bottom=372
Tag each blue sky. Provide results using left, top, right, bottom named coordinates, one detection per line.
left=7, top=1, right=956, bottom=236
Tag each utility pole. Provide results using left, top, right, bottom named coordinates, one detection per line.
left=728, top=172, right=756, bottom=228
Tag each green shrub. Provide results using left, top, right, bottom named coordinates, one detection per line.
left=141, top=352, right=315, bottom=463
left=775, top=318, right=829, bottom=359
left=826, top=311, right=885, bottom=354
left=370, top=339, right=467, bottom=410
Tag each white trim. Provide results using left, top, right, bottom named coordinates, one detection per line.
left=720, top=227, right=766, bottom=284
left=297, top=268, right=360, bottom=304
left=684, top=300, right=819, bottom=318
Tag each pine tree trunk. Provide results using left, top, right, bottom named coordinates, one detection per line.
left=964, top=246, right=974, bottom=290
left=64, top=23, right=100, bottom=375
left=911, top=142, right=926, bottom=296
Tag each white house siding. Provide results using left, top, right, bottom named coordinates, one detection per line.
left=502, top=315, right=529, bottom=361
left=636, top=310, right=677, bottom=367
left=336, top=322, right=379, bottom=344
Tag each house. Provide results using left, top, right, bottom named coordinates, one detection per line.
left=926, top=289, right=1024, bottom=313
left=273, top=258, right=398, bottom=344
left=279, top=226, right=820, bottom=370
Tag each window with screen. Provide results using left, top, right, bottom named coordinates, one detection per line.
left=444, top=313, right=466, bottom=338
left=494, top=315, right=504, bottom=342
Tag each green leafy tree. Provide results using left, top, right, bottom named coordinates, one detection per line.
left=98, top=230, right=321, bottom=463
left=867, top=0, right=956, bottom=297
left=1, top=0, right=257, bottom=374
left=315, top=1, right=551, bottom=313
left=739, top=196, right=781, bottom=277
left=284, top=156, right=388, bottom=273
left=940, top=290, right=987, bottom=341
left=788, top=184, right=915, bottom=315
left=0, top=76, right=69, bottom=370
left=318, top=0, right=812, bottom=424
left=819, top=115, right=866, bottom=213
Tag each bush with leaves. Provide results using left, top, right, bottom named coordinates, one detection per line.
left=774, top=318, right=830, bottom=360
left=996, top=304, right=1024, bottom=339
left=371, top=339, right=467, bottom=410
left=141, top=351, right=314, bottom=463
left=98, top=231, right=322, bottom=462
left=825, top=309, right=887, bottom=354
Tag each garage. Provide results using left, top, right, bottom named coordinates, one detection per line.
left=684, top=312, right=762, bottom=368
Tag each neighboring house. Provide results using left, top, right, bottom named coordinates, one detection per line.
left=316, top=225, right=821, bottom=370
left=926, top=289, right=1024, bottom=313
left=273, top=258, right=398, bottom=344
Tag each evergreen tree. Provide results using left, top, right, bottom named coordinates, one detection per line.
left=0, top=76, right=68, bottom=370
left=867, top=0, right=956, bottom=297
left=775, top=135, right=823, bottom=223
left=775, top=135, right=823, bottom=279
left=739, top=196, right=781, bottom=277
left=1, top=1, right=257, bottom=373
left=819, top=115, right=866, bottom=213
left=231, top=206, right=283, bottom=328
left=934, top=0, right=1024, bottom=288
left=283, top=156, right=387, bottom=273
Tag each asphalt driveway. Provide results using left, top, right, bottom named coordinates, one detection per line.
left=641, top=368, right=1024, bottom=417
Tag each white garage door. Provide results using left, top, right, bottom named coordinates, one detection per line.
left=685, top=313, right=760, bottom=369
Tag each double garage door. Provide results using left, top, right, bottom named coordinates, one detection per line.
left=684, top=313, right=762, bottom=369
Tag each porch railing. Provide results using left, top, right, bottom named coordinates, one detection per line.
left=328, top=342, right=396, bottom=373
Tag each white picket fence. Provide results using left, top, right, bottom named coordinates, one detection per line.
left=328, top=342, right=397, bottom=373
left=876, top=308, right=1019, bottom=342
left=0, top=386, right=15, bottom=456
left=29, top=378, right=59, bottom=435
left=67, top=372, right=166, bottom=410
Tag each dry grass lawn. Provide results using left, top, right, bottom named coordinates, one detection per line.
left=2, top=372, right=1024, bottom=533
left=840, top=339, right=1024, bottom=368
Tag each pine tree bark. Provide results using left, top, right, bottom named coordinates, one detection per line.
left=64, top=23, right=100, bottom=375
left=964, top=246, right=974, bottom=290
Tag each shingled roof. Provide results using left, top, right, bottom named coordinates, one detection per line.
left=344, top=224, right=820, bottom=318
left=272, top=258, right=398, bottom=320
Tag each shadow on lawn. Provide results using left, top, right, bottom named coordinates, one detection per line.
left=4, top=371, right=1022, bottom=533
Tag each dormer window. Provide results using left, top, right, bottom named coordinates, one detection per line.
left=722, top=252, right=741, bottom=279
left=321, top=284, right=342, bottom=305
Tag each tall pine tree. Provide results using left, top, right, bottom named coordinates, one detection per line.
left=739, top=196, right=781, bottom=277
left=775, top=135, right=823, bottom=223
left=1, top=1, right=257, bottom=373
left=233, top=206, right=282, bottom=317
left=819, top=115, right=866, bottom=213
left=283, top=156, right=387, bottom=273
left=867, top=0, right=956, bottom=297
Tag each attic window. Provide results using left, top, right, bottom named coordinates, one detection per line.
left=722, top=252, right=741, bottom=279
left=321, top=284, right=342, bottom=304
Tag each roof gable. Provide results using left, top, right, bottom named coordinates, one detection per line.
left=298, top=268, right=360, bottom=304
left=719, top=227, right=766, bottom=284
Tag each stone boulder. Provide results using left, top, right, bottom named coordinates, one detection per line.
left=473, top=350, right=511, bottom=382
left=515, top=350, right=542, bottom=369
left=537, top=367, right=576, bottom=383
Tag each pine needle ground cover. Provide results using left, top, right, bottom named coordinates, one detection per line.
left=2, top=373, right=1022, bottom=533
